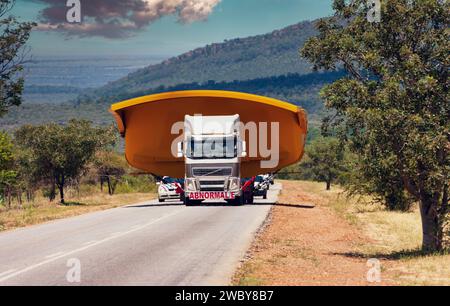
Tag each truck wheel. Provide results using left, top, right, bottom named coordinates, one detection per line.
left=263, top=193, right=267, bottom=200
left=184, top=197, right=194, bottom=206
left=248, top=194, right=254, bottom=204
left=184, top=198, right=202, bottom=206
left=232, top=196, right=244, bottom=206
left=158, top=198, right=165, bottom=203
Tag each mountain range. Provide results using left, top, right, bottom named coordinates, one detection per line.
left=78, top=20, right=321, bottom=104
left=2, top=19, right=343, bottom=130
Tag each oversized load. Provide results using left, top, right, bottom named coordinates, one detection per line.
left=110, top=90, right=308, bottom=178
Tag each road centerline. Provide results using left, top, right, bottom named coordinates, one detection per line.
left=45, top=252, right=66, bottom=259
left=0, top=269, right=17, bottom=278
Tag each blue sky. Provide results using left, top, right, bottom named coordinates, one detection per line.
left=13, top=0, right=333, bottom=57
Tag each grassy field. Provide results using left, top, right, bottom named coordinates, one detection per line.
left=0, top=184, right=156, bottom=232
left=234, top=180, right=450, bottom=286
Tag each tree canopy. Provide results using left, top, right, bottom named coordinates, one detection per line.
left=301, top=0, right=449, bottom=251
left=14, top=120, right=117, bottom=204
left=94, top=151, right=128, bottom=196
left=0, top=131, right=15, bottom=206
left=301, top=137, right=347, bottom=191
left=0, top=0, right=35, bottom=116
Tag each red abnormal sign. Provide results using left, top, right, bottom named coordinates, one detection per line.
left=189, top=192, right=236, bottom=200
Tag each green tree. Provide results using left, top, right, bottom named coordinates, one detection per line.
left=0, top=0, right=35, bottom=116
left=14, top=120, right=117, bottom=204
left=301, top=137, right=347, bottom=190
left=344, top=155, right=415, bottom=212
left=301, top=0, right=449, bottom=251
left=13, top=147, right=39, bottom=203
left=94, top=151, right=127, bottom=195
left=0, top=131, right=16, bottom=208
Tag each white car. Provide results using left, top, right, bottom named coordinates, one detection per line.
left=158, top=177, right=183, bottom=202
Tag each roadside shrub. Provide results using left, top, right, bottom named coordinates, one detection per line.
left=115, top=175, right=157, bottom=194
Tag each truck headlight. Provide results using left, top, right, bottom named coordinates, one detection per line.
left=185, top=178, right=198, bottom=192
left=228, top=178, right=240, bottom=192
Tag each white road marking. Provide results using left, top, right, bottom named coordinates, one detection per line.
left=45, top=252, right=66, bottom=259
left=82, top=240, right=98, bottom=246
left=0, top=269, right=17, bottom=278
left=0, top=210, right=184, bottom=283
left=109, top=232, right=124, bottom=237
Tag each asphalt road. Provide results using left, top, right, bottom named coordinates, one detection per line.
left=0, top=184, right=280, bottom=286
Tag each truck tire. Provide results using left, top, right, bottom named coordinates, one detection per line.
left=263, top=192, right=267, bottom=200
left=184, top=197, right=194, bottom=206
left=232, top=196, right=244, bottom=206
left=184, top=197, right=203, bottom=206
left=158, top=198, right=165, bottom=203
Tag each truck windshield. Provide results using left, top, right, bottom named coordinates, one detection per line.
left=187, top=136, right=237, bottom=159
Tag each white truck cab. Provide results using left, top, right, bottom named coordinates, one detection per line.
left=177, top=115, right=247, bottom=206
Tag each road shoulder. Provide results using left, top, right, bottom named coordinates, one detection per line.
left=233, top=180, right=389, bottom=286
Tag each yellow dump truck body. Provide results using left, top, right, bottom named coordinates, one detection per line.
left=111, top=90, right=308, bottom=178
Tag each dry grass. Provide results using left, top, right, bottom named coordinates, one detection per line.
left=323, top=187, right=450, bottom=286
left=234, top=180, right=450, bottom=286
left=0, top=189, right=155, bottom=232
left=352, top=209, right=450, bottom=286
left=234, top=180, right=376, bottom=286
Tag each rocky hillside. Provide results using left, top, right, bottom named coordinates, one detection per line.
left=82, top=20, right=319, bottom=103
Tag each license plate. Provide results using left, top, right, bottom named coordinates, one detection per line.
left=189, top=192, right=236, bottom=200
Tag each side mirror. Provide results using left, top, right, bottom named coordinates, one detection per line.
left=177, top=142, right=184, bottom=158
left=241, top=141, right=247, bottom=158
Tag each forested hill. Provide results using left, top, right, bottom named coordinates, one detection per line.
left=2, top=71, right=344, bottom=131
left=81, top=20, right=318, bottom=103
left=88, top=71, right=346, bottom=115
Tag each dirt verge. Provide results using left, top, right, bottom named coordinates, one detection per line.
left=233, top=180, right=391, bottom=286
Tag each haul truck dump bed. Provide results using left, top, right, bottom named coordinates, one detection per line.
left=110, top=90, right=308, bottom=178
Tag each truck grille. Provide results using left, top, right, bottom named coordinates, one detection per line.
left=200, top=180, right=226, bottom=186
left=193, top=168, right=232, bottom=177
left=200, top=187, right=226, bottom=191
left=199, top=180, right=226, bottom=191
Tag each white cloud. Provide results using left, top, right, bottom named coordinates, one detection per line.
left=33, top=0, right=222, bottom=38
